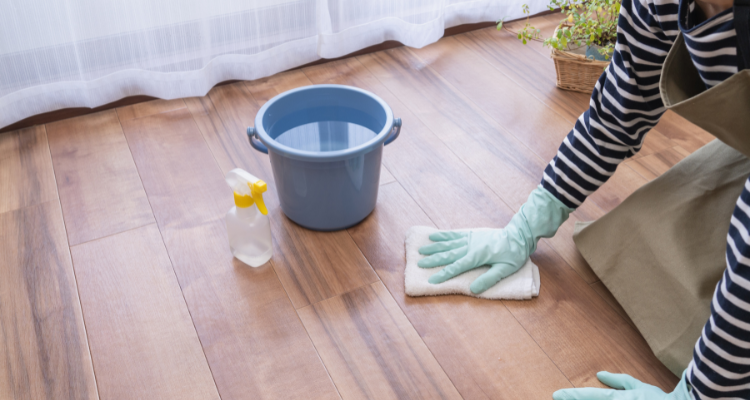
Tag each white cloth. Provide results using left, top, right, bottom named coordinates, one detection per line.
left=0, top=0, right=547, bottom=130
left=404, top=226, right=540, bottom=300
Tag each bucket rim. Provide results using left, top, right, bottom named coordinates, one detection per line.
left=253, top=84, right=395, bottom=162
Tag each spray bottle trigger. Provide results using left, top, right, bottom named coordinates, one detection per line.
left=252, top=180, right=268, bottom=215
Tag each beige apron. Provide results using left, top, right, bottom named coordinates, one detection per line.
left=573, top=6, right=750, bottom=376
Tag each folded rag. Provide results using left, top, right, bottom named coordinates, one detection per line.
left=404, top=226, right=540, bottom=300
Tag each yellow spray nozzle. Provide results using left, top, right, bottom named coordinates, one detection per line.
left=234, top=191, right=254, bottom=208
left=227, top=168, right=268, bottom=214
left=251, top=180, right=268, bottom=215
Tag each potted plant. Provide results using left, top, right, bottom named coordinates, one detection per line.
left=498, top=0, right=621, bottom=93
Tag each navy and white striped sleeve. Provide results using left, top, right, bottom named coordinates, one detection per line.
left=686, top=179, right=750, bottom=399
left=541, top=0, right=679, bottom=208
left=538, top=0, right=750, bottom=397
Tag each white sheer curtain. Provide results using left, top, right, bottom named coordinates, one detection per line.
left=0, top=0, right=545, bottom=129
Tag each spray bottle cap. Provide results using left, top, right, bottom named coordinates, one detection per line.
left=225, top=168, right=268, bottom=215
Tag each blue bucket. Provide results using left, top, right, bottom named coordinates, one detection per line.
left=247, top=84, right=401, bottom=231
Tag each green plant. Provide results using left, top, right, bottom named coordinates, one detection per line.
left=497, top=0, right=621, bottom=60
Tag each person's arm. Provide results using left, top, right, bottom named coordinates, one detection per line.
left=419, top=0, right=682, bottom=295
left=686, top=180, right=750, bottom=399
left=542, top=0, right=679, bottom=208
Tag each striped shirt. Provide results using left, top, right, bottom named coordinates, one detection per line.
left=540, top=0, right=749, bottom=398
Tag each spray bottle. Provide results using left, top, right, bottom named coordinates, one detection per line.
left=225, top=168, right=272, bottom=267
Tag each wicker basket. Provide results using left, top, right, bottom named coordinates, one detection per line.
left=550, top=24, right=610, bottom=93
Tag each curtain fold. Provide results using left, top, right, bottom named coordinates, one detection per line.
left=0, top=0, right=545, bottom=129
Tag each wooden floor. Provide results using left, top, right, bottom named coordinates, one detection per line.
left=1, top=14, right=711, bottom=400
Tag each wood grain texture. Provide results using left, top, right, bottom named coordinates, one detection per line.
left=0, top=96, right=156, bottom=135
left=585, top=163, right=649, bottom=214
left=70, top=224, right=220, bottom=400
left=302, top=53, right=676, bottom=390
left=2, top=12, right=712, bottom=399
left=307, top=58, right=526, bottom=230
left=408, top=33, right=606, bottom=282
left=116, top=99, right=186, bottom=122
left=398, top=32, right=673, bottom=388
left=189, top=80, right=378, bottom=309
left=461, top=25, right=666, bottom=197
left=512, top=13, right=679, bottom=164
left=404, top=38, right=568, bottom=163
left=506, top=239, right=678, bottom=390
left=625, top=146, right=691, bottom=181
left=354, top=46, right=600, bottom=283
left=298, top=282, right=462, bottom=400
left=0, top=126, right=57, bottom=214
left=373, top=182, right=677, bottom=392
left=652, top=111, right=714, bottom=153
left=460, top=26, right=590, bottom=122
left=0, top=201, right=98, bottom=400
left=591, top=281, right=636, bottom=328
left=303, top=58, right=573, bottom=398
left=625, top=127, right=677, bottom=162
left=46, top=110, right=154, bottom=245
left=242, top=69, right=313, bottom=104
left=348, top=183, right=573, bottom=399
left=121, top=108, right=340, bottom=400
left=462, top=25, right=686, bottom=165
left=379, top=165, right=396, bottom=186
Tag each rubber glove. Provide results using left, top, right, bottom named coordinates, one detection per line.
left=418, top=186, right=573, bottom=294
left=552, top=371, right=691, bottom=400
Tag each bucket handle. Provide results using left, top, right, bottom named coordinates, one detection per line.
left=247, top=127, right=268, bottom=154
left=384, top=118, right=401, bottom=146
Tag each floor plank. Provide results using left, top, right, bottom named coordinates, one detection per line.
left=591, top=281, right=636, bottom=328
left=585, top=163, right=649, bottom=214
left=652, top=111, right=715, bottom=153
left=404, top=33, right=653, bottom=207
left=303, top=52, right=676, bottom=390
left=190, top=80, right=474, bottom=398
left=482, top=21, right=689, bottom=165
left=0, top=201, right=98, bottom=400
left=394, top=43, right=567, bottom=164
left=507, top=239, right=678, bottom=390
left=190, top=82, right=378, bottom=309
left=0, top=126, right=57, bottom=215
left=380, top=165, right=396, bottom=186
left=303, top=58, right=573, bottom=398
left=69, top=224, right=220, bottom=400
left=298, top=282, right=462, bottom=400
left=460, top=27, right=591, bottom=122
left=396, top=34, right=672, bottom=387
left=121, top=108, right=340, bottom=400
left=116, top=99, right=186, bottom=122
left=348, top=183, right=573, bottom=399
left=389, top=40, right=602, bottom=282
left=625, top=146, right=691, bottom=181
left=46, top=110, right=155, bottom=246
left=463, top=25, right=671, bottom=185
left=2, top=12, right=710, bottom=399
left=242, top=69, right=313, bottom=104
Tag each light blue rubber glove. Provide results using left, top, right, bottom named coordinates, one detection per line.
left=418, top=186, right=573, bottom=294
left=552, top=371, right=691, bottom=400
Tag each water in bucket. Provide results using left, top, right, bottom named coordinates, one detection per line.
left=268, top=106, right=382, bottom=153
left=275, top=121, right=378, bottom=152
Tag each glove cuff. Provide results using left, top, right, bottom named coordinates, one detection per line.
left=669, top=370, right=692, bottom=400
left=515, top=186, right=574, bottom=253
